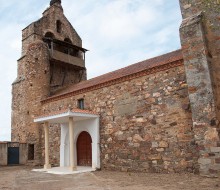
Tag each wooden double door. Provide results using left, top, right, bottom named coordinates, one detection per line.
left=77, top=131, right=92, bottom=166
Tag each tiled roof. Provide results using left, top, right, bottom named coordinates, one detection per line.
left=71, top=108, right=98, bottom=115
left=0, top=141, right=8, bottom=144
left=35, top=108, right=98, bottom=120
left=0, top=141, right=26, bottom=144
left=43, top=49, right=183, bottom=103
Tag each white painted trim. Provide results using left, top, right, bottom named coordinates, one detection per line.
left=60, top=124, right=68, bottom=167
left=34, top=110, right=99, bottom=123
left=35, top=110, right=100, bottom=170
left=60, top=118, right=100, bottom=169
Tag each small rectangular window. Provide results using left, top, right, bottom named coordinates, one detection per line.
left=78, top=99, right=84, bottom=109
left=28, top=144, right=34, bottom=160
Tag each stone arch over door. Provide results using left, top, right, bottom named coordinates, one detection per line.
left=76, top=131, right=92, bottom=166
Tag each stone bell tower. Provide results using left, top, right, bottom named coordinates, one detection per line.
left=179, top=0, right=220, bottom=177
left=11, top=0, right=87, bottom=165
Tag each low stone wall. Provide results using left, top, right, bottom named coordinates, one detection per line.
left=0, top=142, right=28, bottom=166
left=0, top=143, right=8, bottom=166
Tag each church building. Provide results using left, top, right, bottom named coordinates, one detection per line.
left=11, top=0, right=220, bottom=177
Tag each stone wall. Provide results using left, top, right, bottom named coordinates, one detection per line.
left=0, top=143, right=28, bottom=165
left=19, top=143, right=28, bottom=165
left=0, top=143, right=8, bottom=166
left=180, top=0, right=220, bottom=128
left=12, top=2, right=87, bottom=165
left=12, top=41, right=50, bottom=165
left=40, top=123, right=61, bottom=166
left=11, top=0, right=220, bottom=176
left=42, top=64, right=199, bottom=173
left=12, top=42, right=84, bottom=165
left=22, top=3, right=82, bottom=56
left=179, top=0, right=220, bottom=177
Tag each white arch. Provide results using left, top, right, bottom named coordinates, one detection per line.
left=74, top=128, right=93, bottom=144
left=64, top=129, right=69, bottom=166
left=60, top=118, right=100, bottom=169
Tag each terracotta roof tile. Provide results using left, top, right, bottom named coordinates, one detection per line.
left=44, top=49, right=183, bottom=103
left=71, top=108, right=98, bottom=115
left=34, top=109, right=69, bottom=119
left=0, top=141, right=8, bottom=144
left=35, top=108, right=98, bottom=120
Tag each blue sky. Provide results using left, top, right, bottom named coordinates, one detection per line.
left=0, top=0, right=182, bottom=141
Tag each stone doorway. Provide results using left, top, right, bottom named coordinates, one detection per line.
left=77, top=131, right=92, bottom=166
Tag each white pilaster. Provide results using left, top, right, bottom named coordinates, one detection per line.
left=69, top=117, right=77, bottom=171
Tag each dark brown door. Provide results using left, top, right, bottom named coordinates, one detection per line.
left=77, top=131, right=92, bottom=166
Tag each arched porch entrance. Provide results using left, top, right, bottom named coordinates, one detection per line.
left=34, top=109, right=100, bottom=171
left=77, top=131, right=92, bottom=166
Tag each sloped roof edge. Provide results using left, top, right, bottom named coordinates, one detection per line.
left=42, top=49, right=183, bottom=104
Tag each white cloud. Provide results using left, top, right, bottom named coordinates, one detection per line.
left=0, top=0, right=182, bottom=141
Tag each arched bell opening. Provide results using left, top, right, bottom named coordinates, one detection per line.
left=64, top=38, right=72, bottom=44
left=44, top=32, right=55, bottom=39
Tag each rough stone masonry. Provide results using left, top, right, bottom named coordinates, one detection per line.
left=179, top=0, right=220, bottom=177
left=11, top=0, right=220, bottom=177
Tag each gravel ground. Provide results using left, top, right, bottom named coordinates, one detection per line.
left=0, top=166, right=219, bottom=190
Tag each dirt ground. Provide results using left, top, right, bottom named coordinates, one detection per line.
left=0, top=166, right=219, bottom=190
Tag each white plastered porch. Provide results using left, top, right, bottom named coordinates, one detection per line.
left=34, top=109, right=100, bottom=172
